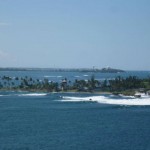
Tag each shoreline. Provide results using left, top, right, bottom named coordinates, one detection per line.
left=0, top=89, right=112, bottom=95
left=1, top=89, right=149, bottom=98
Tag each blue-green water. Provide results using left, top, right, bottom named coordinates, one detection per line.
left=0, top=92, right=150, bottom=150
left=0, top=70, right=150, bottom=82
left=0, top=71, right=150, bottom=150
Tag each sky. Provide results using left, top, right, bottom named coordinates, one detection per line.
left=0, top=0, right=150, bottom=70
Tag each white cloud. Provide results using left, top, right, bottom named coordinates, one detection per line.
left=0, top=22, right=10, bottom=26
left=0, top=50, right=17, bottom=67
left=0, top=50, right=16, bottom=61
left=0, top=50, right=9, bottom=59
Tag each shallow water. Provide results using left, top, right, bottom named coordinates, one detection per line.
left=0, top=91, right=150, bottom=150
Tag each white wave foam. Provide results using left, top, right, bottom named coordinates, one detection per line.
left=74, top=76, right=80, bottom=78
left=18, top=93, right=47, bottom=97
left=0, top=94, right=13, bottom=97
left=118, top=94, right=134, bottom=99
left=83, top=75, right=89, bottom=77
left=61, top=96, right=96, bottom=102
left=57, top=76, right=63, bottom=78
left=61, top=95, right=150, bottom=106
left=44, top=76, right=56, bottom=78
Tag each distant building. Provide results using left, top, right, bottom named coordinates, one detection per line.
left=61, top=78, right=67, bottom=91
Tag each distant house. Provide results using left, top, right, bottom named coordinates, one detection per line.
left=61, top=78, right=67, bottom=91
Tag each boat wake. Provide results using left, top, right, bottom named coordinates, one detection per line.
left=18, top=93, right=47, bottom=97
left=0, top=93, right=47, bottom=97
left=60, top=95, right=150, bottom=106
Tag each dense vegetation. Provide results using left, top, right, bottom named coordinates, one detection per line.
left=0, top=75, right=150, bottom=95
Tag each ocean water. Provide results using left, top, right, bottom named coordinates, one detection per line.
left=0, top=71, right=150, bottom=150
left=0, top=70, right=150, bottom=82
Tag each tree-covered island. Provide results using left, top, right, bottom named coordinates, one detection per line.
left=0, top=75, right=150, bottom=96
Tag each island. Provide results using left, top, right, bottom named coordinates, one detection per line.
left=0, top=67, right=125, bottom=73
left=0, top=73, right=150, bottom=97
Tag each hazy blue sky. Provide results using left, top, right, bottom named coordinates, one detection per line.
left=0, top=0, right=150, bottom=70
